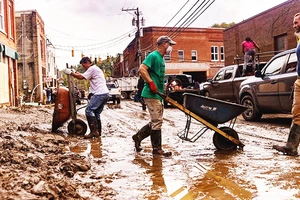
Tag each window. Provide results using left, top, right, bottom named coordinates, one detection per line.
left=0, top=0, right=4, bottom=32
left=178, top=50, right=184, bottom=62
left=220, top=46, right=224, bottom=61
left=191, top=50, right=197, bottom=61
left=264, top=55, right=287, bottom=75
left=274, top=34, right=287, bottom=52
left=285, top=53, right=297, bottom=73
left=8, top=2, right=14, bottom=38
left=211, top=46, right=218, bottom=61
left=164, top=51, right=171, bottom=62
left=224, top=68, right=233, bottom=80
left=214, top=70, right=224, bottom=81
left=40, top=40, right=44, bottom=61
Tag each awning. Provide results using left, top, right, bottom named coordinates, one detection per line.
left=15, top=52, right=19, bottom=60
left=4, top=45, right=19, bottom=60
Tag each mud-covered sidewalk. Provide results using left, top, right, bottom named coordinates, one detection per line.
left=0, top=106, right=114, bottom=199
left=0, top=101, right=299, bottom=199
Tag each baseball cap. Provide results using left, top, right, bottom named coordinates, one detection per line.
left=80, top=57, right=92, bottom=64
left=156, top=36, right=176, bottom=45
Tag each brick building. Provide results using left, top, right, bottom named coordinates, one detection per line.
left=15, top=10, right=47, bottom=103
left=0, top=0, right=19, bottom=106
left=224, top=0, right=300, bottom=66
left=114, top=26, right=224, bottom=82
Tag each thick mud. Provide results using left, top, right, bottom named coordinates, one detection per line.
left=0, top=101, right=298, bottom=199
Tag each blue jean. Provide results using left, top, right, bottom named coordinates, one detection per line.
left=85, top=93, right=109, bottom=120
left=243, top=49, right=256, bottom=70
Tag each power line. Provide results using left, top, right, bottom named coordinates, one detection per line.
left=142, top=0, right=215, bottom=53
left=53, top=29, right=136, bottom=48
left=171, top=0, right=215, bottom=39
left=140, top=0, right=192, bottom=52
left=166, top=0, right=202, bottom=36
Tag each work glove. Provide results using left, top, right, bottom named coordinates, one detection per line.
left=149, top=81, right=158, bottom=94
left=64, top=68, right=75, bottom=75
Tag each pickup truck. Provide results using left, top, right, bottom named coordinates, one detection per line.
left=106, top=81, right=121, bottom=104
left=199, top=64, right=256, bottom=103
left=239, top=48, right=297, bottom=121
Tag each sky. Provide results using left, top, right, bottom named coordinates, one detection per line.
left=14, top=0, right=288, bottom=69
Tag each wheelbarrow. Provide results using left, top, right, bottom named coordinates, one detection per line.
left=51, top=66, right=87, bottom=135
left=158, top=92, right=247, bottom=151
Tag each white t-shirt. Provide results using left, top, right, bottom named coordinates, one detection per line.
left=82, top=65, right=109, bottom=95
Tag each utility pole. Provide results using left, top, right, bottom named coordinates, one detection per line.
left=22, top=12, right=27, bottom=90
left=122, top=7, right=145, bottom=67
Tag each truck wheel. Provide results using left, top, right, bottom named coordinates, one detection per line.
left=129, top=92, right=135, bottom=100
left=241, top=95, right=262, bottom=121
left=121, top=92, right=128, bottom=100
left=67, top=119, right=87, bottom=136
left=213, top=127, right=238, bottom=150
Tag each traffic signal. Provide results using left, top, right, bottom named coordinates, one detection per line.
left=71, top=49, right=74, bottom=57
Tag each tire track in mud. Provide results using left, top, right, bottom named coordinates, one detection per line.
left=238, top=128, right=288, bottom=143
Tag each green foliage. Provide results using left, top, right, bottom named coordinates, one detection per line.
left=95, top=55, right=116, bottom=78
left=211, top=22, right=235, bottom=28
left=60, top=55, right=117, bottom=90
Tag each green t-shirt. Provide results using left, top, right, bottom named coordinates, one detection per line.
left=141, top=50, right=165, bottom=100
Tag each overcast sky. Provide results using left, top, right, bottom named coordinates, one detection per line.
left=14, top=0, right=287, bottom=69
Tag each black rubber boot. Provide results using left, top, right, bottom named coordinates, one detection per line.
left=97, top=120, right=102, bottom=136
left=84, top=116, right=99, bottom=139
left=273, top=123, right=300, bottom=156
left=132, top=123, right=151, bottom=152
left=151, top=129, right=172, bottom=157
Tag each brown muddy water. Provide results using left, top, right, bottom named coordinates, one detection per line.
left=63, top=101, right=300, bottom=200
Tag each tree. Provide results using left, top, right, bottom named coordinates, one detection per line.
left=97, top=55, right=116, bottom=78
left=211, top=22, right=235, bottom=29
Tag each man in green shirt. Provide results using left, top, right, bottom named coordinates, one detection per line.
left=132, top=36, right=176, bottom=157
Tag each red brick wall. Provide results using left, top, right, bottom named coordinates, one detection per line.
left=115, top=26, right=224, bottom=80
left=224, top=0, right=300, bottom=66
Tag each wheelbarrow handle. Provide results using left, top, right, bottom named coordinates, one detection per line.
left=157, top=92, right=167, bottom=99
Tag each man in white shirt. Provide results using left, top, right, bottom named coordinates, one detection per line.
left=65, top=57, right=109, bottom=138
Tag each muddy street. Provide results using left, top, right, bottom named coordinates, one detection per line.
left=0, top=100, right=299, bottom=199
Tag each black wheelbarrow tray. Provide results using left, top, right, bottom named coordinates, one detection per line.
left=158, top=92, right=247, bottom=151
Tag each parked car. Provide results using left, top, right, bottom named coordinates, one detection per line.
left=199, top=62, right=267, bottom=103
left=199, top=64, right=254, bottom=103
left=239, top=48, right=297, bottom=121
left=106, top=81, right=121, bottom=104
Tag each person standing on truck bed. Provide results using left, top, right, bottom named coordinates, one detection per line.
left=273, top=13, right=300, bottom=156
left=65, top=57, right=110, bottom=139
left=241, top=37, right=260, bottom=76
left=132, top=36, right=176, bottom=157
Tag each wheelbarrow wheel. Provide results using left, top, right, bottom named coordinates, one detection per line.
left=213, top=127, right=239, bottom=151
left=67, top=119, right=87, bottom=136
